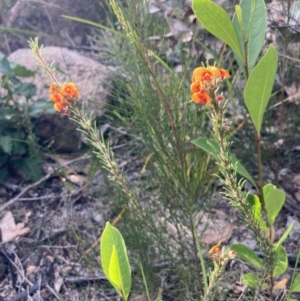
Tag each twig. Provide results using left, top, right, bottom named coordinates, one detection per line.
left=0, top=173, right=53, bottom=212
left=0, top=155, right=90, bottom=212
left=8, top=282, right=47, bottom=301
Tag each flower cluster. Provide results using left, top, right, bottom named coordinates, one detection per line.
left=190, top=66, right=230, bottom=105
left=49, top=82, right=80, bottom=114
left=209, top=241, right=236, bottom=266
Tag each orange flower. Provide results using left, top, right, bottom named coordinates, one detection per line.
left=190, top=81, right=202, bottom=93
left=191, top=90, right=211, bottom=105
left=49, top=82, right=79, bottom=113
left=190, top=65, right=230, bottom=105
left=49, top=91, right=63, bottom=104
left=209, top=241, right=221, bottom=255
left=49, top=83, right=61, bottom=94
left=61, top=82, right=79, bottom=100
left=219, top=68, right=230, bottom=79
left=192, top=67, right=220, bottom=83
left=53, top=101, right=66, bottom=112
left=209, top=241, right=221, bottom=261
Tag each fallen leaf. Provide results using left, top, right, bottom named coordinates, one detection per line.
left=274, top=277, right=288, bottom=290
left=26, top=265, right=38, bottom=276
left=201, top=223, right=233, bottom=245
left=0, top=211, right=30, bottom=242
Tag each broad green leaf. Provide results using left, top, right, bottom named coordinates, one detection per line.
left=244, top=44, right=278, bottom=134
left=0, top=135, right=12, bottom=154
left=13, top=82, right=37, bottom=98
left=28, top=99, right=55, bottom=116
left=154, top=299, right=163, bottom=301
left=273, top=245, right=288, bottom=277
left=192, top=137, right=256, bottom=186
left=192, top=0, right=243, bottom=59
left=101, top=222, right=132, bottom=300
left=232, top=0, right=267, bottom=73
left=246, top=193, right=266, bottom=231
left=108, top=246, right=122, bottom=288
left=231, top=243, right=263, bottom=269
left=263, top=184, right=285, bottom=227
left=0, top=57, right=14, bottom=77
left=14, top=158, right=44, bottom=183
left=242, top=273, right=260, bottom=289
left=12, top=64, right=36, bottom=77
left=290, top=274, right=300, bottom=293
left=274, top=222, right=294, bottom=250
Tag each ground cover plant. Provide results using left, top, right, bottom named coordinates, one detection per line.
left=1, top=0, right=300, bottom=300
left=0, top=53, right=53, bottom=183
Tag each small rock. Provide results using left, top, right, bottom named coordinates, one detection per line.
left=91, top=212, right=104, bottom=225
left=7, top=47, right=112, bottom=152
left=286, top=216, right=300, bottom=241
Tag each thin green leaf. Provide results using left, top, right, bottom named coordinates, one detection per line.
left=231, top=243, right=263, bottom=269
left=263, top=184, right=285, bottom=227
left=273, top=245, right=288, bottom=277
left=244, top=44, right=278, bottom=134
left=192, top=137, right=256, bottom=186
left=274, top=222, right=294, bottom=250
left=290, top=274, right=300, bottom=293
left=232, top=0, right=267, bottom=73
left=192, top=0, right=243, bottom=59
left=61, top=15, right=124, bottom=37
left=101, top=222, right=132, bottom=300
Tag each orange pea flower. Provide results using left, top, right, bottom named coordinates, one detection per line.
left=209, top=241, right=221, bottom=255
left=49, top=82, right=79, bottom=113
left=53, top=101, right=66, bottom=112
left=49, top=91, right=64, bottom=104
left=191, top=90, right=211, bottom=105
left=219, top=68, right=230, bottom=79
left=49, top=83, right=66, bottom=112
left=190, top=65, right=230, bottom=105
left=190, top=81, right=202, bottom=93
left=208, top=241, right=221, bottom=261
left=192, top=66, right=221, bottom=84
left=61, top=82, right=80, bottom=100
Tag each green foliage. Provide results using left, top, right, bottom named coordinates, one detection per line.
left=263, top=184, right=285, bottom=227
left=246, top=193, right=266, bottom=231
left=192, top=0, right=243, bottom=59
left=232, top=0, right=267, bottom=73
left=231, top=243, right=263, bottom=269
left=192, top=137, right=256, bottom=186
left=28, top=0, right=298, bottom=299
left=290, top=274, right=300, bottom=293
left=0, top=53, right=52, bottom=183
left=244, top=45, right=278, bottom=134
left=101, top=222, right=132, bottom=301
left=275, top=222, right=295, bottom=250
left=242, top=272, right=265, bottom=290
left=273, top=245, right=288, bottom=277
left=191, top=0, right=296, bottom=298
